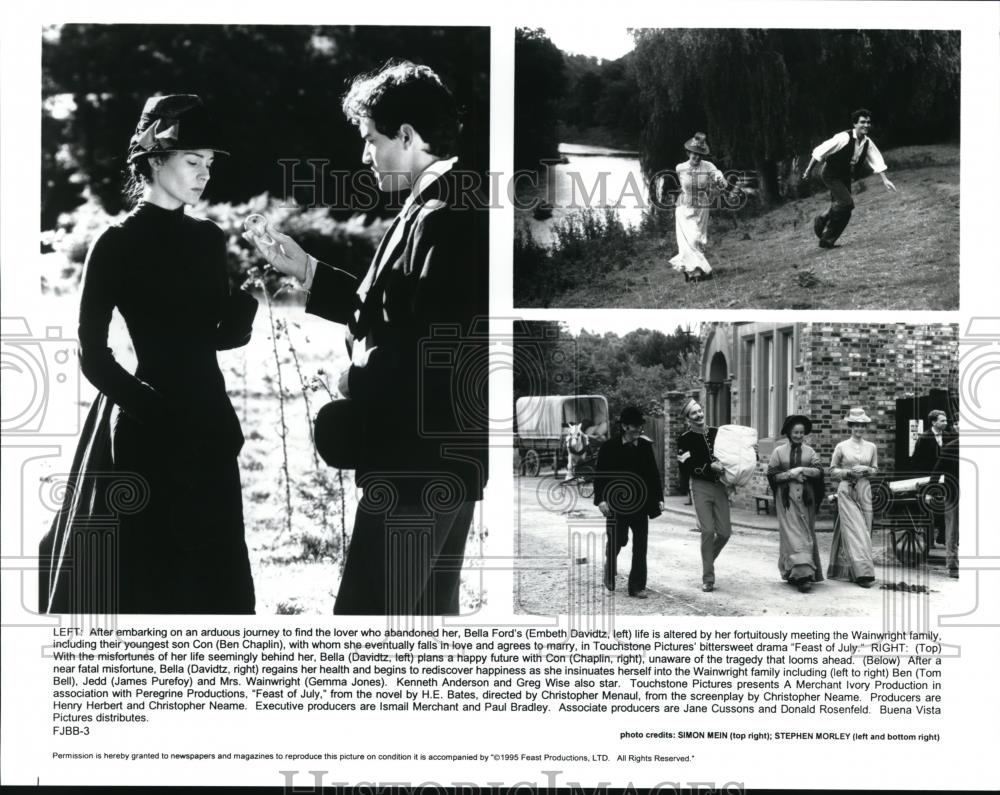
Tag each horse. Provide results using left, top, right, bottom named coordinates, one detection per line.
left=564, top=423, right=590, bottom=481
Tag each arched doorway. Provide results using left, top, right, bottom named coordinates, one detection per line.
left=706, top=351, right=731, bottom=426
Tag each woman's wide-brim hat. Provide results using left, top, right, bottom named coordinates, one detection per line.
left=781, top=414, right=813, bottom=436
left=844, top=407, right=872, bottom=424
left=127, top=94, right=229, bottom=163
left=684, top=132, right=710, bottom=156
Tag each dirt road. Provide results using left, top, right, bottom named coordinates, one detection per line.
left=513, top=476, right=961, bottom=618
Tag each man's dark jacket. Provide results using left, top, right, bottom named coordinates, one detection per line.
left=593, top=436, right=663, bottom=518
left=305, top=168, right=488, bottom=504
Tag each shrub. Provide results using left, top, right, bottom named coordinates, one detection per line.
left=40, top=196, right=123, bottom=293
left=513, top=227, right=558, bottom=307
left=40, top=191, right=387, bottom=296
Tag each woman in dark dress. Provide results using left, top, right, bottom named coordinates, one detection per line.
left=40, top=95, right=258, bottom=614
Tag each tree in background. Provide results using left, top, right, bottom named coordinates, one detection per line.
left=630, top=29, right=960, bottom=206
left=514, top=28, right=566, bottom=170
left=514, top=322, right=700, bottom=420
left=558, top=53, right=640, bottom=146
left=41, top=24, right=489, bottom=228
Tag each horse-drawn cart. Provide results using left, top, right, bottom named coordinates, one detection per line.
left=514, top=395, right=610, bottom=495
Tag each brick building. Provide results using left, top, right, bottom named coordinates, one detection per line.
left=663, top=323, right=959, bottom=510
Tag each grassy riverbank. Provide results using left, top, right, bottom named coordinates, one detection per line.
left=515, top=144, right=959, bottom=310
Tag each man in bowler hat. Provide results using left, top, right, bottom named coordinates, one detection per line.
left=594, top=406, right=664, bottom=599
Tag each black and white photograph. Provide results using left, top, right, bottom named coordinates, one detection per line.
left=30, top=23, right=490, bottom=615
left=513, top=320, right=963, bottom=616
left=2, top=1, right=999, bottom=793
left=513, top=27, right=961, bottom=309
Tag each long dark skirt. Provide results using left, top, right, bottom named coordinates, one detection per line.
left=40, top=397, right=255, bottom=614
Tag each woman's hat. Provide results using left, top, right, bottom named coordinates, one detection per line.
left=781, top=414, right=813, bottom=437
left=844, top=407, right=872, bottom=424
left=684, top=132, right=710, bottom=156
left=127, top=94, right=229, bottom=163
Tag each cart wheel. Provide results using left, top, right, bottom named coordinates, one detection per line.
left=893, top=526, right=928, bottom=567
left=523, top=449, right=540, bottom=478
left=577, top=479, right=595, bottom=499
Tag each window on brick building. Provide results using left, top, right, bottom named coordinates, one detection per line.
left=741, top=339, right=755, bottom=427
left=778, top=330, right=794, bottom=428
left=762, top=335, right=774, bottom=437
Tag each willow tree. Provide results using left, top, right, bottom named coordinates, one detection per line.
left=630, top=29, right=960, bottom=207
left=631, top=28, right=790, bottom=206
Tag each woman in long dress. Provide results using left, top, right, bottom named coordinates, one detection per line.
left=40, top=94, right=258, bottom=614
left=826, top=407, right=879, bottom=588
left=669, top=132, right=731, bottom=282
left=767, top=415, right=825, bottom=593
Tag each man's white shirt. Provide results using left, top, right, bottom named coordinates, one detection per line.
left=811, top=130, right=888, bottom=174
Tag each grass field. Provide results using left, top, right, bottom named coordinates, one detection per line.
left=221, top=298, right=355, bottom=616
left=41, top=293, right=486, bottom=615
left=518, top=144, right=960, bottom=310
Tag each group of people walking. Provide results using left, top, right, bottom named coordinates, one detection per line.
left=593, top=400, right=959, bottom=599
left=668, top=109, right=896, bottom=280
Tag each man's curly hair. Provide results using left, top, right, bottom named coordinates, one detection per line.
left=342, top=60, right=460, bottom=158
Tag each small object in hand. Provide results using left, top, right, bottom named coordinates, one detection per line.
left=244, top=213, right=276, bottom=246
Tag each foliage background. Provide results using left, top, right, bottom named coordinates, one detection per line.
left=515, top=28, right=960, bottom=204
left=513, top=320, right=701, bottom=424
left=41, top=24, right=490, bottom=296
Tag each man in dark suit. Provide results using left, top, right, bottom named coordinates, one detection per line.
left=246, top=61, right=487, bottom=615
left=593, top=406, right=664, bottom=599
left=932, top=418, right=960, bottom=577
left=913, top=410, right=949, bottom=474
left=913, top=410, right=949, bottom=544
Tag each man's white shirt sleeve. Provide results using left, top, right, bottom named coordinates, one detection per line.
left=811, top=131, right=851, bottom=162
left=863, top=138, right=888, bottom=174
left=811, top=131, right=887, bottom=174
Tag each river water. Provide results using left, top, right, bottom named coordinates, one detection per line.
left=516, top=143, right=649, bottom=247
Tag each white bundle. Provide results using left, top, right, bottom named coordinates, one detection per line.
left=713, top=425, right=759, bottom=489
